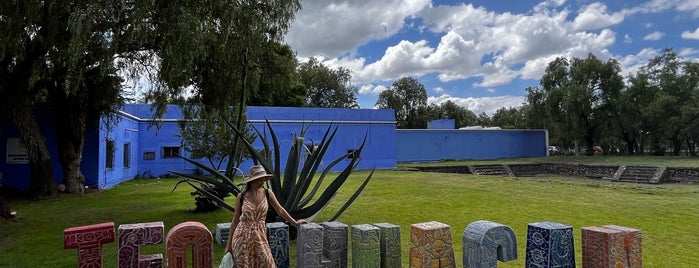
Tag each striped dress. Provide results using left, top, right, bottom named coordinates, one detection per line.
left=231, top=195, right=276, bottom=267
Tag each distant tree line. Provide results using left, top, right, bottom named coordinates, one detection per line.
left=375, top=49, right=698, bottom=157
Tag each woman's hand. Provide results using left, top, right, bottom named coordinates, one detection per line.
left=294, top=219, right=308, bottom=227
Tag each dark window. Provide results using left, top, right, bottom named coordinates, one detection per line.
left=143, top=151, right=155, bottom=160
left=123, top=143, right=131, bottom=168
left=163, top=146, right=180, bottom=158
left=106, top=140, right=115, bottom=169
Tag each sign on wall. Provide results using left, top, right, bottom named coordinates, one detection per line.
left=6, top=138, right=29, bottom=164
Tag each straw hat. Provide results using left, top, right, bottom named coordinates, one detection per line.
left=243, top=165, right=272, bottom=184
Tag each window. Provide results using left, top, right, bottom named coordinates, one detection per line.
left=123, top=143, right=131, bottom=168
left=106, top=140, right=115, bottom=169
left=143, top=151, right=155, bottom=160
left=163, top=146, right=180, bottom=158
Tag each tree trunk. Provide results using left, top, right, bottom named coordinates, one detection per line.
left=670, top=134, right=682, bottom=156
left=51, top=87, right=88, bottom=193
left=584, top=130, right=595, bottom=156
left=625, top=141, right=635, bottom=156
left=13, top=103, right=57, bottom=197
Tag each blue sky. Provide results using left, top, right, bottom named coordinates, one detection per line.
left=284, top=0, right=699, bottom=115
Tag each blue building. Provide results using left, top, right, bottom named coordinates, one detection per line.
left=0, top=105, right=547, bottom=191
left=1, top=105, right=396, bottom=190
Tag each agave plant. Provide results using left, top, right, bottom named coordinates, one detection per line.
left=171, top=118, right=374, bottom=223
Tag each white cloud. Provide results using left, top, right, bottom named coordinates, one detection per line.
left=357, top=40, right=435, bottom=81
left=618, top=48, right=658, bottom=77
left=678, top=47, right=699, bottom=57
left=285, top=0, right=430, bottom=58
left=571, top=2, right=625, bottom=31
left=358, top=84, right=388, bottom=95
left=428, top=94, right=526, bottom=116
left=677, top=0, right=699, bottom=17
left=643, top=31, right=664, bottom=40
left=681, top=27, right=699, bottom=39
left=533, top=0, right=567, bottom=13
left=285, top=0, right=697, bottom=110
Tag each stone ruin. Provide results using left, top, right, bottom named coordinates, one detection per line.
left=63, top=219, right=642, bottom=268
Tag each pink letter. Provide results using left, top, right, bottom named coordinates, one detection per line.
left=166, top=221, right=213, bottom=268
left=63, top=222, right=115, bottom=268
left=118, top=221, right=164, bottom=268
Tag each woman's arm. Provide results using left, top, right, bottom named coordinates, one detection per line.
left=224, top=192, right=243, bottom=253
left=267, top=190, right=308, bottom=227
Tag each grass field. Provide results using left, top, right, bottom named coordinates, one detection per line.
left=1, top=156, right=698, bottom=267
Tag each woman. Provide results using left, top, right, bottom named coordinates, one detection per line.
left=224, top=165, right=307, bottom=267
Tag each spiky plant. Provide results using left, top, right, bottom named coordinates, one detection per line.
left=170, top=118, right=373, bottom=223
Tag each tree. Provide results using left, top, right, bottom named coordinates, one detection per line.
left=538, top=54, right=624, bottom=155
left=631, top=49, right=699, bottom=156
left=491, top=107, right=525, bottom=129
left=376, top=77, right=428, bottom=129
left=0, top=0, right=302, bottom=195
left=249, top=43, right=306, bottom=107
left=298, top=57, right=358, bottom=108
left=432, top=100, right=478, bottom=128
left=476, top=112, right=492, bottom=127
left=1, top=1, right=124, bottom=195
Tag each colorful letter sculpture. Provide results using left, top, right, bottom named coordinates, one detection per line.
left=373, top=222, right=402, bottom=268
left=409, top=221, right=456, bottom=268
left=323, top=221, right=349, bottom=267
left=462, top=220, right=518, bottom=268
left=298, top=223, right=331, bottom=267
left=601, top=225, right=642, bottom=268
left=63, top=222, right=115, bottom=268
left=582, top=226, right=627, bottom=268
left=351, top=224, right=381, bottom=268
left=118, top=221, right=164, bottom=268
left=267, top=222, right=290, bottom=268
left=214, top=222, right=231, bottom=246
left=582, top=225, right=642, bottom=268
left=525, top=221, right=574, bottom=268
left=165, top=221, right=213, bottom=268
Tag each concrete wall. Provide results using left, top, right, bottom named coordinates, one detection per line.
left=396, top=129, right=548, bottom=162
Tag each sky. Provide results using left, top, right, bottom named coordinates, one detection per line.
left=283, top=0, right=699, bottom=115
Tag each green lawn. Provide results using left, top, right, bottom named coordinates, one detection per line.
left=1, top=156, right=698, bottom=267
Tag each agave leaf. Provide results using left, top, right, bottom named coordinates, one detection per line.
left=296, top=138, right=349, bottom=207
left=175, top=179, right=236, bottom=211
left=300, top=132, right=367, bottom=206
left=168, top=170, right=238, bottom=193
left=175, top=155, right=237, bottom=185
left=298, top=150, right=350, bottom=207
left=293, top=150, right=364, bottom=219
left=293, top=125, right=337, bottom=205
left=223, top=117, right=269, bottom=168
left=281, top=135, right=302, bottom=208
left=328, top=168, right=374, bottom=221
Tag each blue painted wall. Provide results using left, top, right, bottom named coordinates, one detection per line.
left=396, top=129, right=548, bottom=162
left=1, top=105, right=548, bottom=191
left=100, top=105, right=397, bottom=188
left=427, top=119, right=455, bottom=129
left=0, top=107, right=96, bottom=190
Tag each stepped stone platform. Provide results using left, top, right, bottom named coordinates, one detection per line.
left=468, top=164, right=514, bottom=177
left=612, top=166, right=666, bottom=184
left=412, top=163, right=699, bottom=184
